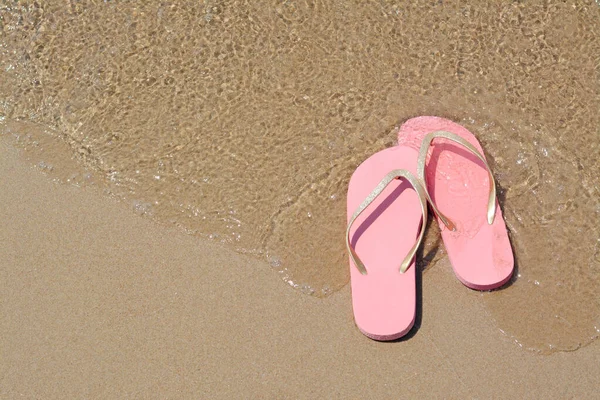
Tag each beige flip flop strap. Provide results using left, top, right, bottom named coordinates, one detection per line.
left=416, top=130, right=497, bottom=230
left=346, top=169, right=428, bottom=275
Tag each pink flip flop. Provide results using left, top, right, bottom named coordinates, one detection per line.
left=398, top=116, right=514, bottom=290
left=346, top=145, right=428, bottom=340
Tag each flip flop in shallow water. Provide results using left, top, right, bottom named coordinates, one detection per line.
left=346, top=145, right=428, bottom=341
left=398, top=116, right=514, bottom=290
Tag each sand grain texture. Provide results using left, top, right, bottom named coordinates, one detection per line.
left=2, top=143, right=599, bottom=399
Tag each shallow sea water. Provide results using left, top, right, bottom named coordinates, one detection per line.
left=0, top=1, right=599, bottom=353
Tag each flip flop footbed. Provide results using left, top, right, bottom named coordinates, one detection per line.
left=398, top=116, right=514, bottom=290
left=347, top=146, right=423, bottom=340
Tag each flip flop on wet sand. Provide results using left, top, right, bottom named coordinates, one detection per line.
left=346, top=145, right=428, bottom=341
left=398, top=116, right=514, bottom=290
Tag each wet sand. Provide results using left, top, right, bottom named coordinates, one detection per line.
left=1, top=142, right=599, bottom=398
left=1, top=1, right=599, bottom=353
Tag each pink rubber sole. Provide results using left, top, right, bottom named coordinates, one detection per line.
left=347, top=145, right=423, bottom=340
left=398, top=116, right=514, bottom=290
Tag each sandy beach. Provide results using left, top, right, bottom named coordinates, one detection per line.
left=1, top=1, right=599, bottom=398
left=2, top=141, right=599, bottom=398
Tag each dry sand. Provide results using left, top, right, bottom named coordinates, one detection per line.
left=2, top=140, right=599, bottom=399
